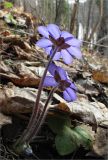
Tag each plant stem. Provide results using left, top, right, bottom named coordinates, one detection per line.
left=14, top=47, right=58, bottom=150
left=26, top=86, right=57, bottom=143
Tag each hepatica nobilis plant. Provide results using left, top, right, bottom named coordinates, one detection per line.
left=13, top=24, right=82, bottom=155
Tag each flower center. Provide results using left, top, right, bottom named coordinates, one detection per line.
left=49, top=36, right=70, bottom=51
left=56, top=37, right=65, bottom=46
left=59, top=80, right=71, bottom=91
left=54, top=70, right=71, bottom=91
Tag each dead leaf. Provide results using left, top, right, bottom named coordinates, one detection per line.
left=21, top=12, right=33, bottom=28
left=57, top=102, right=70, bottom=112
left=0, top=112, right=11, bottom=126
left=0, top=10, right=8, bottom=18
left=93, top=127, right=108, bottom=156
left=3, top=36, right=31, bottom=52
left=0, top=60, right=12, bottom=73
left=76, top=79, right=99, bottom=95
left=0, top=30, right=11, bottom=36
left=7, top=45, right=33, bottom=60
left=0, top=62, right=40, bottom=87
left=52, top=94, right=108, bottom=127
left=10, top=76, right=40, bottom=87
left=0, top=84, right=47, bottom=115
left=92, top=70, right=108, bottom=84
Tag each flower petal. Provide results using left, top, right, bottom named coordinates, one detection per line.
left=37, top=26, right=49, bottom=38
left=66, top=88, right=77, bottom=101
left=48, top=63, right=57, bottom=76
left=45, top=46, right=52, bottom=55
left=63, top=88, right=77, bottom=102
left=66, top=80, right=77, bottom=91
left=48, top=63, right=67, bottom=80
left=61, top=49, right=73, bottom=64
left=53, top=52, right=61, bottom=60
left=47, top=24, right=61, bottom=39
left=43, top=76, right=57, bottom=87
left=61, top=31, right=74, bottom=39
left=57, top=66, right=67, bottom=80
left=70, top=82, right=77, bottom=91
left=66, top=38, right=82, bottom=48
left=63, top=90, right=72, bottom=102
left=67, top=46, right=82, bottom=59
left=36, top=38, right=53, bottom=48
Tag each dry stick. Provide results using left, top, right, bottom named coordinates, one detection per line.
left=82, top=40, right=108, bottom=48
left=26, top=86, right=58, bottom=143
left=14, top=47, right=58, bottom=147
left=96, top=35, right=108, bottom=44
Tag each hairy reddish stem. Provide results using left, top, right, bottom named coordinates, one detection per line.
left=26, top=86, right=57, bottom=143
left=13, top=47, right=58, bottom=151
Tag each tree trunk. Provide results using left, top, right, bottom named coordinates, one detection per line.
left=70, top=0, right=79, bottom=34
left=97, top=0, right=108, bottom=55
left=88, top=0, right=104, bottom=41
left=55, top=0, right=62, bottom=25
left=84, top=0, right=93, bottom=40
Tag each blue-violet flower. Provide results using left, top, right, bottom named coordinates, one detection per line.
left=43, top=63, right=77, bottom=102
left=36, top=24, right=82, bottom=64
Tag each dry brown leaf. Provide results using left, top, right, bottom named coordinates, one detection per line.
left=5, top=45, right=33, bottom=60
left=76, top=79, right=99, bottom=95
left=92, top=70, right=108, bottom=84
left=1, top=83, right=107, bottom=125
left=54, top=102, right=70, bottom=113
left=0, top=60, right=12, bottom=73
left=10, top=76, right=40, bottom=87
left=0, top=10, right=8, bottom=18
left=3, top=36, right=31, bottom=52
left=0, top=30, right=11, bottom=36
left=9, top=63, right=40, bottom=87
left=0, top=84, right=47, bottom=115
left=0, top=62, right=40, bottom=87
left=83, top=51, right=108, bottom=71
left=21, top=12, right=34, bottom=28
left=0, top=112, right=11, bottom=126
left=3, top=35, right=20, bottom=42
left=93, top=127, right=108, bottom=156
left=52, top=94, right=108, bottom=127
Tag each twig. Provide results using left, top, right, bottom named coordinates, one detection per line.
left=82, top=40, right=108, bottom=48
left=96, top=35, right=108, bottom=43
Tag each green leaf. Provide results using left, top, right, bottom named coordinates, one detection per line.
left=74, top=126, right=92, bottom=149
left=55, top=134, right=76, bottom=156
left=47, top=114, right=71, bottom=134
left=55, top=126, right=81, bottom=156
left=4, top=2, right=13, bottom=9
left=47, top=114, right=93, bottom=155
